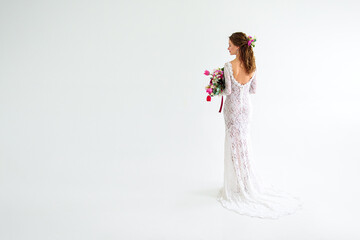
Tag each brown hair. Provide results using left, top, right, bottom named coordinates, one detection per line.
left=229, top=32, right=256, bottom=74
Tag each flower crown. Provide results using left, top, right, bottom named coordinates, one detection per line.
left=247, top=35, right=256, bottom=48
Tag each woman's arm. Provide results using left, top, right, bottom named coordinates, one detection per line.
left=249, top=71, right=257, bottom=94
left=223, top=64, right=232, bottom=95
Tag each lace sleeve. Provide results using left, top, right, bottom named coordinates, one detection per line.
left=223, top=63, right=232, bottom=95
left=249, top=70, right=257, bottom=94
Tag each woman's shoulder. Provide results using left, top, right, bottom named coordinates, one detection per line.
left=224, top=61, right=231, bottom=68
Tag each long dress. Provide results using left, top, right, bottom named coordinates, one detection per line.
left=217, top=61, right=303, bottom=219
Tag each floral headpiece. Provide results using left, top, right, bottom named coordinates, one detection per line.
left=247, top=35, right=256, bottom=48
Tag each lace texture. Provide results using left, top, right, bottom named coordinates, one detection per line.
left=217, top=62, right=303, bottom=219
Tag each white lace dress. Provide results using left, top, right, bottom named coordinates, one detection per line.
left=217, top=61, right=303, bottom=219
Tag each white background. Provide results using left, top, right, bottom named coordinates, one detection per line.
left=1, top=0, right=360, bottom=239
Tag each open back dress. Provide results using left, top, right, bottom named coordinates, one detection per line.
left=217, top=61, right=303, bottom=219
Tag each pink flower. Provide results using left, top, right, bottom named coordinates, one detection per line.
left=206, top=88, right=213, bottom=94
left=204, top=70, right=210, bottom=75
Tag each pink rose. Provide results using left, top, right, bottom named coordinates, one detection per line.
left=204, top=70, right=210, bottom=75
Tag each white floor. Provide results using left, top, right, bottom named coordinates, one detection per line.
left=1, top=147, right=359, bottom=240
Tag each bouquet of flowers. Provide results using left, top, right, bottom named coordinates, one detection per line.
left=204, top=66, right=226, bottom=113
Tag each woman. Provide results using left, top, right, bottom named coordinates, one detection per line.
left=217, top=32, right=303, bottom=219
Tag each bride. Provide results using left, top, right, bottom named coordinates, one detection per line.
left=217, top=32, right=303, bottom=219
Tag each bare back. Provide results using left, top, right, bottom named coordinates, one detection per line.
left=230, top=60, right=255, bottom=85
